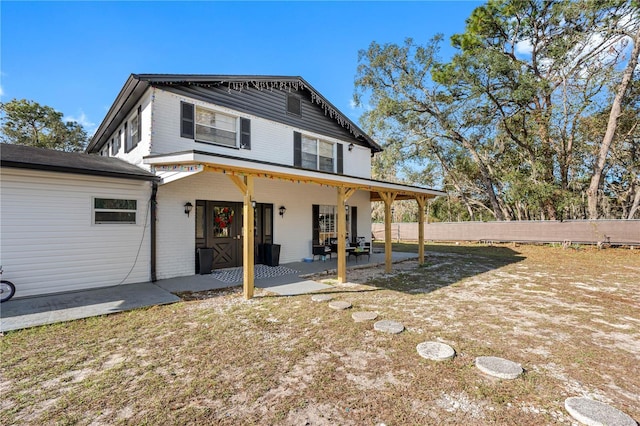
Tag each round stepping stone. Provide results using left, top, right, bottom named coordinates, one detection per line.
left=475, top=356, right=523, bottom=379
left=373, top=320, right=404, bottom=334
left=416, top=341, right=456, bottom=361
left=328, top=301, right=352, bottom=310
left=565, top=397, right=636, bottom=426
left=311, top=294, right=333, bottom=302
left=352, top=311, right=378, bottom=322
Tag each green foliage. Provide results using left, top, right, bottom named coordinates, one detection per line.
left=0, top=99, right=87, bottom=152
left=356, top=0, right=640, bottom=220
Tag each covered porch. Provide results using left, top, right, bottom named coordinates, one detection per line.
left=146, top=151, right=445, bottom=299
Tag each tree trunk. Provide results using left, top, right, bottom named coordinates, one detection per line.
left=587, top=26, right=640, bottom=219
left=628, top=181, right=640, bottom=219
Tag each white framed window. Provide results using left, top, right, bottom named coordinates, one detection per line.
left=93, top=198, right=137, bottom=224
left=130, top=115, right=139, bottom=145
left=114, top=129, right=122, bottom=154
left=110, top=137, right=117, bottom=156
left=125, top=106, right=141, bottom=153
left=195, top=105, right=237, bottom=147
left=302, top=136, right=334, bottom=172
left=317, top=205, right=351, bottom=244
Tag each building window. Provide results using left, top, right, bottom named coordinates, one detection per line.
left=302, top=136, right=334, bottom=172
left=94, top=198, right=137, bottom=224
left=287, top=95, right=301, bottom=116
left=316, top=205, right=351, bottom=244
left=126, top=106, right=141, bottom=153
left=114, top=130, right=122, bottom=154
left=195, top=105, right=237, bottom=147
left=130, top=116, right=139, bottom=146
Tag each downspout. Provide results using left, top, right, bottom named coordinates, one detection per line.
left=150, top=180, right=158, bottom=282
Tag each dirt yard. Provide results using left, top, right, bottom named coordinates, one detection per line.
left=1, top=243, right=638, bottom=425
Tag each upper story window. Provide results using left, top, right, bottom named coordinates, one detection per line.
left=126, top=106, right=141, bottom=153
left=302, top=136, right=334, bottom=172
left=181, top=101, right=251, bottom=150
left=196, top=106, right=236, bottom=147
left=294, top=131, right=342, bottom=173
left=115, top=129, right=122, bottom=154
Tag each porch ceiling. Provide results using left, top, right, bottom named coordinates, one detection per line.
left=144, top=150, right=446, bottom=201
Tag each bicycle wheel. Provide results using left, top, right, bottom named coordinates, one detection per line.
left=1, top=280, right=15, bottom=302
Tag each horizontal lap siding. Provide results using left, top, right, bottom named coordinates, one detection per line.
left=0, top=169, right=152, bottom=298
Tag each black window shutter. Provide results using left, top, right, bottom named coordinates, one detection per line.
left=137, top=105, right=142, bottom=143
left=124, top=122, right=129, bottom=152
left=351, top=206, right=358, bottom=242
left=181, top=102, right=194, bottom=139
left=312, top=204, right=320, bottom=244
left=337, top=143, right=344, bottom=174
left=293, top=131, right=302, bottom=167
left=240, top=118, right=251, bottom=149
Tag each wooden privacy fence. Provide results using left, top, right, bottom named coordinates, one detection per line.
left=372, top=220, right=640, bottom=245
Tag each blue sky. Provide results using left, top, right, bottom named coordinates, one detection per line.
left=1, top=1, right=482, bottom=135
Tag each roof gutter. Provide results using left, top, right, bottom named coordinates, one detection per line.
left=87, top=74, right=149, bottom=153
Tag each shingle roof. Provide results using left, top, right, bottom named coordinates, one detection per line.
left=0, top=143, right=157, bottom=181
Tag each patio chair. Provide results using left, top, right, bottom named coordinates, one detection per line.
left=312, top=241, right=332, bottom=261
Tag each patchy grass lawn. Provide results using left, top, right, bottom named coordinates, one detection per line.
left=1, top=243, right=639, bottom=425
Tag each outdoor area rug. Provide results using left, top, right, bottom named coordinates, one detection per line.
left=211, top=265, right=299, bottom=283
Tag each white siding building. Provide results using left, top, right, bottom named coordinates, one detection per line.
left=0, top=144, right=157, bottom=298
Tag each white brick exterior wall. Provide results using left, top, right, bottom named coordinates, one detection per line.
left=155, top=172, right=372, bottom=279
left=150, top=88, right=372, bottom=178
left=92, top=84, right=376, bottom=282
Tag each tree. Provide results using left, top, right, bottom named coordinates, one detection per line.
left=355, top=0, right=640, bottom=221
left=587, top=24, right=640, bottom=218
left=0, top=99, right=88, bottom=152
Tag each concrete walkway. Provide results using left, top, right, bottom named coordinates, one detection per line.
left=1, top=251, right=417, bottom=332
left=0, top=283, right=181, bottom=333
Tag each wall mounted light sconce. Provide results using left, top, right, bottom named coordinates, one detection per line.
left=279, top=205, right=286, bottom=217
left=345, top=204, right=350, bottom=212
left=184, top=202, right=193, bottom=217
left=348, top=143, right=354, bottom=152
left=251, top=200, right=256, bottom=209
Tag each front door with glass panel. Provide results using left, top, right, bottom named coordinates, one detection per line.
left=195, top=201, right=242, bottom=270
left=195, top=200, right=274, bottom=272
left=209, top=202, right=242, bottom=269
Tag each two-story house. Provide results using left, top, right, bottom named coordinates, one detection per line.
left=86, top=74, right=444, bottom=298
left=1, top=74, right=444, bottom=300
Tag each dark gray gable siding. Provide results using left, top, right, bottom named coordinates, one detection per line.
left=159, top=84, right=360, bottom=145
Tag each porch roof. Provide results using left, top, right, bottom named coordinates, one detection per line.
left=143, top=150, right=446, bottom=201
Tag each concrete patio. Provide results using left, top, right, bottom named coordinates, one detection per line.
left=0, top=251, right=416, bottom=332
